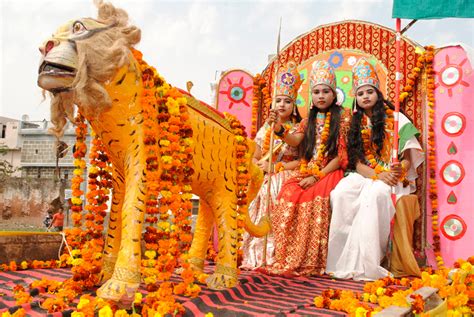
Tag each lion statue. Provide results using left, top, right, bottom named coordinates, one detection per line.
left=37, top=0, right=269, bottom=302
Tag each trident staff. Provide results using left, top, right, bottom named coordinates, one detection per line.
left=262, top=18, right=282, bottom=266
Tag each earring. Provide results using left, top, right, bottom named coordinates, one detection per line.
left=352, top=100, right=358, bottom=114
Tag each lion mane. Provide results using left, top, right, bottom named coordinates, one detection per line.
left=49, top=0, right=141, bottom=137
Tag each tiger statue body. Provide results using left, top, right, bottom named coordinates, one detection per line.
left=37, top=1, right=269, bottom=302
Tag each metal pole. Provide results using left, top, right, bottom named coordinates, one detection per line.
left=262, top=18, right=282, bottom=267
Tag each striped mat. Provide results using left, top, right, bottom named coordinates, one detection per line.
left=0, top=265, right=365, bottom=316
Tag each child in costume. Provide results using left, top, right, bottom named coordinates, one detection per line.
left=326, top=58, right=424, bottom=280
left=261, top=60, right=349, bottom=276
left=241, top=61, right=302, bottom=269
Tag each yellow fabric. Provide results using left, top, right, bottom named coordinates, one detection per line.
left=390, top=194, right=422, bottom=277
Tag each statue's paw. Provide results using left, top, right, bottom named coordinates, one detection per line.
left=97, top=256, right=117, bottom=285
left=206, top=272, right=238, bottom=290
left=174, top=267, right=185, bottom=275
left=188, top=257, right=205, bottom=273
left=96, top=277, right=139, bottom=305
left=97, top=269, right=113, bottom=286
left=206, top=265, right=238, bottom=290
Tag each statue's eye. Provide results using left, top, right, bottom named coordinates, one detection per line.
left=72, top=22, right=86, bottom=34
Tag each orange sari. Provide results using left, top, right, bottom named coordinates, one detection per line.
left=262, top=111, right=348, bottom=276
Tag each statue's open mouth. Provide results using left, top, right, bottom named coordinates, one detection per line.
left=39, top=62, right=76, bottom=76
left=38, top=62, right=76, bottom=92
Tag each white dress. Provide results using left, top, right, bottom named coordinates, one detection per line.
left=326, top=113, right=424, bottom=281
left=240, top=122, right=299, bottom=269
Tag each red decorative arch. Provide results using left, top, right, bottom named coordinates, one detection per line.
left=259, top=20, right=427, bottom=254
left=260, top=20, right=423, bottom=132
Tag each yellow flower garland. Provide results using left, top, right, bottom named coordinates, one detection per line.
left=299, top=112, right=331, bottom=180
left=423, top=45, right=445, bottom=269
left=224, top=112, right=252, bottom=261
left=313, top=257, right=473, bottom=315
left=361, top=106, right=394, bottom=176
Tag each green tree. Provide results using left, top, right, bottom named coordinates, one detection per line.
left=0, top=145, right=16, bottom=180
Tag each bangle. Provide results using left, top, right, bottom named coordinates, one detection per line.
left=316, top=170, right=325, bottom=179
left=274, top=125, right=285, bottom=137
left=275, top=162, right=285, bottom=173
left=371, top=169, right=381, bottom=180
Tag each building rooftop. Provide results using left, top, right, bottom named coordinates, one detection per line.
left=0, top=116, right=19, bottom=124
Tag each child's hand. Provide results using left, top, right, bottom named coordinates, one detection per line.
left=390, top=162, right=402, bottom=178
left=378, top=171, right=398, bottom=186
left=299, top=176, right=317, bottom=189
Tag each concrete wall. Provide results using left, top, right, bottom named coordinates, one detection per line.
left=0, top=178, right=66, bottom=229
left=0, top=121, right=22, bottom=177
left=0, top=121, right=20, bottom=149
left=0, top=232, right=63, bottom=262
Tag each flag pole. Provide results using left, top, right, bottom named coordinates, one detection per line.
left=393, top=18, right=401, bottom=165
left=387, top=18, right=402, bottom=270
left=262, top=18, right=281, bottom=267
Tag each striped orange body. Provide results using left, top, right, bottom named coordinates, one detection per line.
left=89, top=56, right=269, bottom=302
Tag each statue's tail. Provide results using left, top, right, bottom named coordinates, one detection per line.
left=242, top=141, right=271, bottom=238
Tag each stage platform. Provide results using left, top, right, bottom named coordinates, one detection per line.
left=0, top=265, right=366, bottom=316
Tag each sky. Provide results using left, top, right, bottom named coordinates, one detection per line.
left=1, top=0, right=473, bottom=121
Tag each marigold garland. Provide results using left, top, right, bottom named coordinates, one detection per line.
left=299, top=112, right=331, bottom=179
left=423, top=45, right=444, bottom=269
left=399, top=50, right=425, bottom=104
left=0, top=257, right=70, bottom=272
left=132, top=48, right=196, bottom=314
left=391, top=46, right=443, bottom=267
left=361, top=105, right=395, bottom=175
left=314, top=256, right=474, bottom=315
left=251, top=74, right=272, bottom=139
left=261, top=122, right=292, bottom=160
left=70, top=114, right=87, bottom=229
left=223, top=112, right=252, bottom=263
left=85, top=132, right=111, bottom=240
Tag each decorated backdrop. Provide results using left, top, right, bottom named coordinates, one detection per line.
left=427, top=45, right=474, bottom=267
left=257, top=20, right=427, bottom=256
left=216, top=69, right=254, bottom=136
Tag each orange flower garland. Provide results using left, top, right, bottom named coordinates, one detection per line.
left=134, top=49, right=162, bottom=290
left=132, top=48, right=196, bottom=314
left=423, top=45, right=444, bottom=269
left=251, top=74, right=272, bottom=139
left=251, top=74, right=261, bottom=138
left=61, top=114, right=88, bottom=257
left=224, top=112, right=252, bottom=262
left=261, top=122, right=292, bottom=160
left=388, top=46, right=443, bottom=267
left=314, top=256, right=474, bottom=315
left=361, top=106, right=394, bottom=175
left=85, top=132, right=111, bottom=240
left=399, top=50, right=425, bottom=103
left=0, top=257, right=69, bottom=272
left=299, top=112, right=331, bottom=180
left=70, top=114, right=87, bottom=229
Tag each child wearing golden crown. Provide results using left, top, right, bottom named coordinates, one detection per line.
left=241, top=61, right=303, bottom=270
left=326, top=58, right=424, bottom=280
left=260, top=60, right=349, bottom=276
